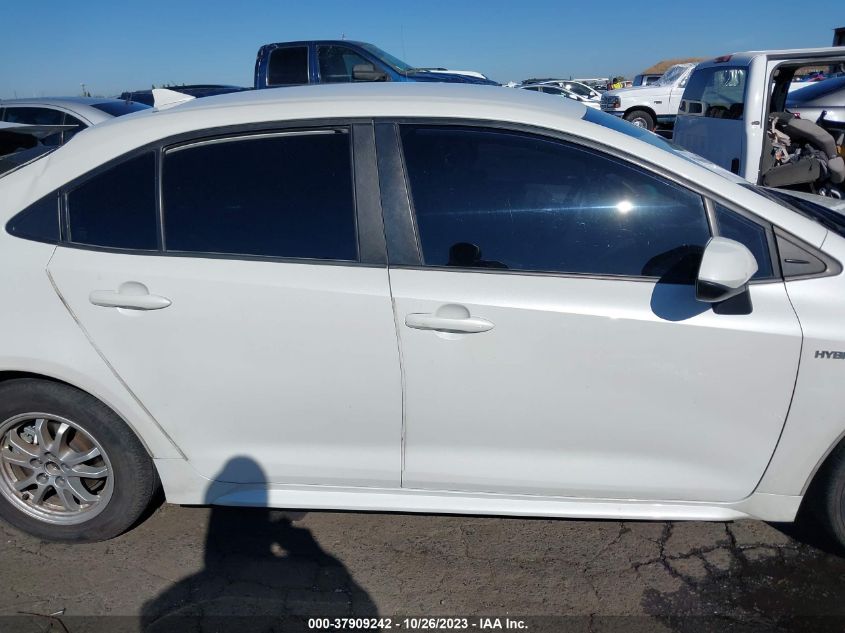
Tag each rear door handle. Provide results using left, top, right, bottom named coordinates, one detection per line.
left=89, top=282, right=171, bottom=311
left=405, top=313, right=494, bottom=334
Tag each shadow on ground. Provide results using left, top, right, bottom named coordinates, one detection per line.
left=141, top=457, right=377, bottom=632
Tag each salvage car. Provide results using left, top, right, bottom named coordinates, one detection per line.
left=673, top=48, right=845, bottom=197
left=0, top=97, right=150, bottom=146
left=786, top=76, right=845, bottom=124
left=3, top=84, right=845, bottom=547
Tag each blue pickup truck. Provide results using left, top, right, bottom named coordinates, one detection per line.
left=254, top=40, right=497, bottom=88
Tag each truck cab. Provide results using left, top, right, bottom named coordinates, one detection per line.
left=673, top=48, right=845, bottom=197
left=254, top=40, right=497, bottom=89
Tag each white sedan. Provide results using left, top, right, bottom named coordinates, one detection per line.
left=1, top=84, right=845, bottom=545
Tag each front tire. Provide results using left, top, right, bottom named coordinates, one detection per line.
left=624, top=109, right=656, bottom=131
left=0, top=379, right=157, bottom=542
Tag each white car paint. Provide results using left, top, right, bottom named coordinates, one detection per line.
left=1, top=83, right=844, bottom=525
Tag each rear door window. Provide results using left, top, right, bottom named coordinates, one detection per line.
left=3, top=107, right=66, bottom=146
left=267, top=46, right=309, bottom=86
left=162, top=130, right=357, bottom=260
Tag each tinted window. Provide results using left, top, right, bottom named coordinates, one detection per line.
left=4, top=107, right=66, bottom=146
left=714, top=204, right=773, bottom=279
left=400, top=126, right=710, bottom=278
left=163, top=131, right=357, bottom=260
left=318, top=46, right=372, bottom=83
left=267, top=46, right=309, bottom=85
left=90, top=101, right=151, bottom=117
left=67, top=153, right=157, bottom=250
left=6, top=193, right=60, bottom=243
left=682, top=67, right=747, bottom=119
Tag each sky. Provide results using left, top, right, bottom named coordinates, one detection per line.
left=1, top=0, right=842, bottom=98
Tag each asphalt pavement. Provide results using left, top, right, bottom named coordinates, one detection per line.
left=1, top=502, right=844, bottom=632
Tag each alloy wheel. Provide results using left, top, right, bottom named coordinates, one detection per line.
left=0, top=413, right=113, bottom=525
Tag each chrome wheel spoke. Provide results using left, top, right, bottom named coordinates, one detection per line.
left=69, top=463, right=108, bottom=479
left=29, top=483, right=49, bottom=505
left=33, top=418, right=52, bottom=451
left=7, top=433, right=38, bottom=459
left=55, top=486, right=81, bottom=512
left=65, top=477, right=97, bottom=503
left=1, top=447, right=32, bottom=468
left=63, top=446, right=100, bottom=466
left=52, top=422, right=70, bottom=453
left=12, top=474, right=37, bottom=492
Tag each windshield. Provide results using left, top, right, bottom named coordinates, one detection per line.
left=355, top=43, right=413, bottom=73
left=654, top=65, right=689, bottom=87
left=90, top=101, right=151, bottom=117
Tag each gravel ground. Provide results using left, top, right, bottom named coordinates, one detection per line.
left=1, top=503, right=844, bottom=632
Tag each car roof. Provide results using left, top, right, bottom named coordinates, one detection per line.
left=1, top=82, right=831, bottom=250
left=696, top=47, right=845, bottom=68
left=0, top=97, right=137, bottom=124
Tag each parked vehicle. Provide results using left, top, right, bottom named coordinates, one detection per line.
left=520, top=83, right=600, bottom=108
left=533, top=80, right=601, bottom=101
left=600, top=63, right=695, bottom=130
left=673, top=48, right=845, bottom=197
left=254, top=40, right=497, bottom=89
left=0, top=98, right=150, bottom=147
left=4, top=84, right=845, bottom=547
left=786, top=76, right=845, bottom=124
left=119, top=84, right=249, bottom=106
left=633, top=73, right=662, bottom=86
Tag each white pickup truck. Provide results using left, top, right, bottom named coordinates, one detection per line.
left=673, top=48, right=845, bottom=197
left=599, top=63, right=695, bottom=131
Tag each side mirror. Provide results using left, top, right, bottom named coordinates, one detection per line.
left=695, top=237, right=758, bottom=303
left=352, top=63, right=388, bottom=82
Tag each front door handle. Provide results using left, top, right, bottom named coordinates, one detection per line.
left=405, top=313, right=494, bottom=334
left=89, top=282, right=171, bottom=311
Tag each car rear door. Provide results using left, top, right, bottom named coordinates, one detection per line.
left=378, top=121, right=801, bottom=503
left=47, top=122, right=403, bottom=487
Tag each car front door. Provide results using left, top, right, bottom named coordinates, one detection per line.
left=379, top=122, right=801, bottom=503
left=47, top=123, right=403, bottom=487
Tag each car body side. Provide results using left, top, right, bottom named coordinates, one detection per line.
left=1, top=84, right=842, bottom=522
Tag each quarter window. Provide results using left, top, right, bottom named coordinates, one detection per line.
left=267, top=46, right=309, bottom=86
left=400, top=125, right=711, bottom=279
left=162, top=131, right=357, bottom=261
left=67, top=152, right=157, bottom=250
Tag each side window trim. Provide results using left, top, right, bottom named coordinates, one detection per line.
left=50, top=120, right=386, bottom=267
left=377, top=117, right=789, bottom=284
left=388, top=119, right=713, bottom=281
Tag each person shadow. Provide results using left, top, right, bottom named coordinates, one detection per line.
left=141, top=456, right=378, bottom=632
